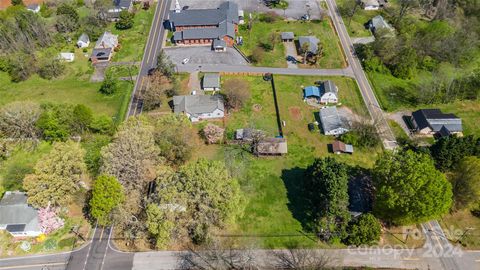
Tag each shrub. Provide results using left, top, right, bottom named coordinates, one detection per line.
left=201, top=124, right=225, bottom=144
left=115, top=10, right=135, bottom=30
left=99, top=76, right=118, bottom=95
left=250, top=47, right=265, bottom=63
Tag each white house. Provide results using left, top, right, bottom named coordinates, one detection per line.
left=173, top=94, right=225, bottom=122
left=0, top=191, right=42, bottom=238
left=360, top=0, right=380, bottom=10
left=59, top=53, right=75, bottom=62
left=27, top=4, right=41, bottom=13
left=319, top=106, right=349, bottom=136
left=77, top=33, right=90, bottom=48
left=320, top=80, right=339, bottom=104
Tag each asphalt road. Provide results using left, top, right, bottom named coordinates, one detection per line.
left=127, top=0, right=172, bottom=117
left=323, top=0, right=397, bottom=149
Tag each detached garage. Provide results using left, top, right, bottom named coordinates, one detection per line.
left=202, top=73, right=221, bottom=91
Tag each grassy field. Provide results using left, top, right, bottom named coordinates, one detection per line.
left=238, top=18, right=345, bottom=68
left=110, top=4, right=156, bottom=62
left=190, top=75, right=382, bottom=248
left=440, top=210, right=480, bottom=249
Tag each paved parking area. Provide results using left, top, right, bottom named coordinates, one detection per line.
left=171, top=0, right=323, bottom=20
left=164, top=46, right=248, bottom=66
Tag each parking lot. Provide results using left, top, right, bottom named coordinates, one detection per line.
left=171, top=0, right=324, bottom=20
left=164, top=46, right=248, bottom=66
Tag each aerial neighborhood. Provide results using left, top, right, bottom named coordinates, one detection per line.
left=0, top=0, right=479, bottom=269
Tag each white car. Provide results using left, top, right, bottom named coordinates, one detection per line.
left=182, top=58, right=190, bottom=64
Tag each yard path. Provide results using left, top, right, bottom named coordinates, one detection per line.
left=177, top=63, right=354, bottom=77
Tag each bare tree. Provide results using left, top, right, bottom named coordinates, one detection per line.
left=301, top=42, right=310, bottom=64
left=268, top=249, right=333, bottom=270
left=223, top=79, right=251, bottom=110
left=0, top=101, right=41, bottom=141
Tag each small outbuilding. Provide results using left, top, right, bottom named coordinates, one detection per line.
left=368, top=15, right=394, bottom=35
left=213, top=39, right=227, bottom=52
left=256, top=138, right=288, bottom=156
left=360, top=0, right=380, bottom=10
left=27, top=4, right=40, bottom=13
left=235, top=128, right=264, bottom=141
left=59, top=53, right=75, bottom=62
left=319, top=106, right=349, bottom=136
left=331, top=141, right=354, bottom=154
left=77, top=33, right=90, bottom=48
left=281, top=32, right=294, bottom=42
left=202, top=73, right=221, bottom=91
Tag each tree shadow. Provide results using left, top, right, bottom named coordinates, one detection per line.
left=281, top=167, right=316, bottom=232
left=347, top=166, right=374, bottom=213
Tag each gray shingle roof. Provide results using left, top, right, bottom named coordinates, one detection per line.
left=213, top=39, right=227, bottom=48
left=173, top=21, right=235, bottom=41
left=319, top=106, right=348, bottom=134
left=412, top=109, right=462, bottom=133
left=203, top=73, right=220, bottom=89
left=114, top=0, right=132, bottom=9
left=299, top=36, right=320, bottom=54
left=0, top=192, right=40, bottom=233
left=95, top=32, right=118, bottom=49
left=173, top=95, right=224, bottom=116
left=281, top=32, right=294, bottom=40
left=78, top=33, right=90, bottom=43
left=322, top=80, right=338, bottom=95
left=169, top=1, right=239, bottom=27
left=370, top=15, right=394, bottom=32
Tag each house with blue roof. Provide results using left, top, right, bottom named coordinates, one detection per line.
left=303, top=80, right=339, bottom=104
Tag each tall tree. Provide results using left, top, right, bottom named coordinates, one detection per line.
left=345, top=213, right=382, bottom=246
left=373, top=150, right=453, bottom=225
left=23, top=141, right=86, bottom=208
left=101, top=117, right=159, bottom=192
left=0, top=101, right=41, bottom=140
left=304, top=157, right=350, bottom=241
left=90, top=175, right=125, bottom=225
left=146, top=203, right=176, bottom=249
left=451, top=156, right=480, bottom=210
left=430, top=135, right=480, bottom=171
left=115, top=10, right=135, bottom=30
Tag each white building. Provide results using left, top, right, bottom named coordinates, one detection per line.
left=77, top=33, right=90, bottom=48
left=27, top=4, right=41, bottom=13
left=173, top=94, right=225, bottom=122
left=0, top=191, right=42, bottom=238
left=319, top=106, right=349, bottom=136
left=59, top=53, right=75, bottom=62
left=360, top=0, right=380, bottom=10
left=320, top=80, right=339, bottom=104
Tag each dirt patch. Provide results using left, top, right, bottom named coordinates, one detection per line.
left=253, top=104, right=262, bottom=112
left=288, top=106, right=303, bottom=121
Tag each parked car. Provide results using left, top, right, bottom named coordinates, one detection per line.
left=286, top=55, right=298, bottom=64
left=182, top=58, right=190, bottom=64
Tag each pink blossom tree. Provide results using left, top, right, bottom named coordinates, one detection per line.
left=38, top=205, right=64, bottom=234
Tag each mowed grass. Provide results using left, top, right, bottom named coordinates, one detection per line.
left=205, top=75, right=381, bottom=248
left=0, top=50, right=131, bottom=119
left=440, top=210, right=480, bottom=249
left=110, top=4, right=156, bottom=62
left=239, top=19, right=345, bottom=68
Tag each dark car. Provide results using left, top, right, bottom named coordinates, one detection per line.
left=147, top=68, right=156, bottom=76
left=286, top=55, right=298, bottom=64
left=182, top=6, right=189, bottom=10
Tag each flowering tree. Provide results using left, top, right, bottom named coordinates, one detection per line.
left=38, top=206, right=64, bottom=234
left=201, top=124, right=224, bottom=144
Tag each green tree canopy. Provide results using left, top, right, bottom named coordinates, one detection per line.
left=345, top=213, right=382, bottom=246
left=90, top=175, right=125, bottom=225
left=23, top=141, right=86, bottom=207
left=115, top=10, right=134, bottom=30
left=373, top=150, right=453, bottom=225
left=146, top=203, right=175, bottom=249
left=451, top=156, right=480, bottom=210
left=430, top=135, right=480, bottom=171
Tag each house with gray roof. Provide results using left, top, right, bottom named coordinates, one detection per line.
left=368, top=15, right=394, bottom=35
left=319, top=80, right=339, bottom=104
left=90, top=32, right=118, bottom=63
left=173, top=94, right=225, bottom=122
left=108, top=0, right=133, bottom=20
left=411, top=109, right=463, bottom=136
left=168, top=1, right=240, bottom=48
left=202, top=73, right=221, bottom=91
left=298, top=36, right=320, bottom=54
left=319, top=106, right=349, bottom=136
left=281, top=32, right=294, bottom=42
left=0, top=191, right=42, bottom=237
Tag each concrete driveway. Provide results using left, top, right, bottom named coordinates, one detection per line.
left=284, top=41, right=299, bottom=69
left=173, top=0, right=323, bottom=20
left=164, top=46, right=248, bottom=66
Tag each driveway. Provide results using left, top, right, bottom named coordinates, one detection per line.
left=284, top=41, right=299, bottom=69
left=173, top=0, right=324, bottom=20
left=164, top=46, right=248, bottom=66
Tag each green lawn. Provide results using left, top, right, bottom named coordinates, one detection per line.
left=238, top=18, right=345, bottom=68
left=110, top=4, right=156, bottom=62
left=197, top=75, right=381, bottom=248
left=440, top=210, right=480, bottom=249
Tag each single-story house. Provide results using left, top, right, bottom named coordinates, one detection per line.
left=331, top=141, right=353, bottom=154
left=235, top=128, right=264, bottom=141
left=303, top=80, right=339, bottom=104
left=108, top=0, right=133, bottom=20
left=281, top=32, right=294, bottom=42
left=173, top=94, right=225, bottom=122
left=90, top=32, right=118, bottom=63
left=202, top=73, right=221, bottom=91
left=77, top=33, right=90, bottom=48
left=27, top=3, right=40, bottom=13
left=368, top=15, right=394, bottom=35
left=59, top=53, right=75, bottom=62
left=319, top=106, right=349, bottom=136
left=298, top=36, right=320, bottom=54
left=0, top=191, right=42, bottom=238
left=360, top=0, right=380, bottom=10
left=256, top=138, right=288, bottom=156
left=411, top=109, right=463, bottom=136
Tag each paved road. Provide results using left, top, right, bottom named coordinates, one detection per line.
left=126, top=0, right=172, bottom=117
left=177, top=63, right=354, bottom=77
left=324, top=0, right=397, bottom=149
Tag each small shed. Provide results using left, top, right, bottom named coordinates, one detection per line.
left=281, top=32, right=294, bottom=42
left=77, top=33, right=90, bottom=48
left=202, top=73, right=221, bottom=91
left=304, top=86, right=321, bottom=99
left=331, top=141, right=353, bottom=154
left=256, top=138, right=288, bottom=156
left=59, top=53, right=75, bottom=62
